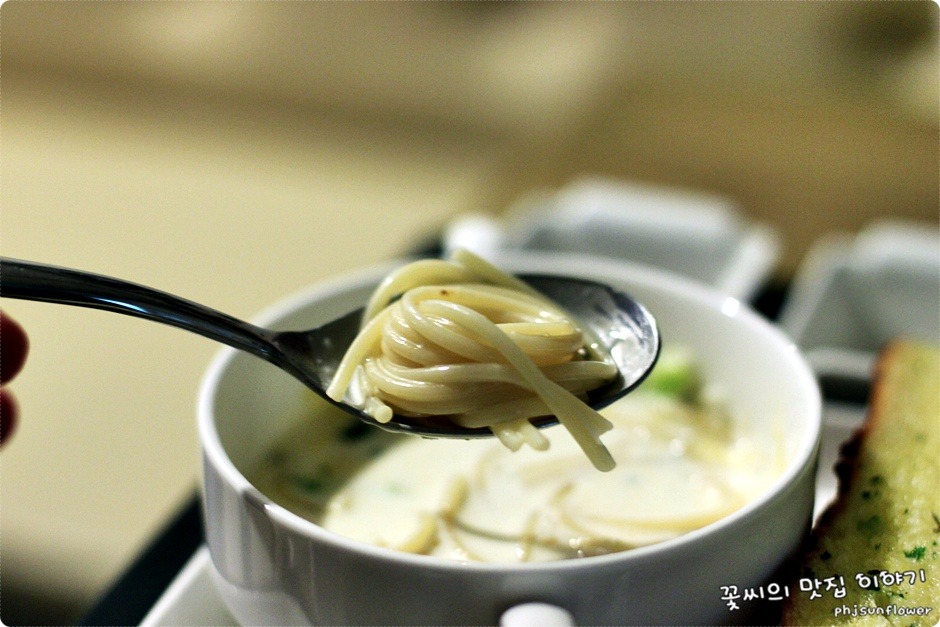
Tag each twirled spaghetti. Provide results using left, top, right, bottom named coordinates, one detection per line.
left=325, top=249, right=619, bottom=471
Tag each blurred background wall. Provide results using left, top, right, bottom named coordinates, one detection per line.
left=1, top=2, right=936, bottom=624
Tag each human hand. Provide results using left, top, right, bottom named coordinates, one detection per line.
left=1, top=311, right=29, bottom=446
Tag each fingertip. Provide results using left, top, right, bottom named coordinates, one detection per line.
left=1, top=311, right=30, bottom=383
left=0, top=390, right=18, bottom=447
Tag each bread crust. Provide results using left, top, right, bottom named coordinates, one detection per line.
left=781, top=341, right=939, bottom=626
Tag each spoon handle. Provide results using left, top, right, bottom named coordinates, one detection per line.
left=0, top=257, right=279, bottom=362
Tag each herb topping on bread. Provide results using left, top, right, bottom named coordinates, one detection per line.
left=782, top=340, right=939, bottom=626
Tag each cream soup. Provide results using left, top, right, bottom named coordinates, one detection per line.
left=252, top=352, right=783, bottom=563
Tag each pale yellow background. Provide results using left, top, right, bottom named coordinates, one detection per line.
left=0, top=2, right=936, bottom=623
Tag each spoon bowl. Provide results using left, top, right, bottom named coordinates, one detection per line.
left=0, top=257, right=659, bottom=437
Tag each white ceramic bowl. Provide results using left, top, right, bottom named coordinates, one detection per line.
left=198, top=252, right=821, bottom=626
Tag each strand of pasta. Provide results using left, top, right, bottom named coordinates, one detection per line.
left=417, top=299, right=615, bottom=471
left=363, top=258, right=478, bottom=322
left=331, top=283, right=603, bottom=413
left=326, top=250, right=619, bottom=471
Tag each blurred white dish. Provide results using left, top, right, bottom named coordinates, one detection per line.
left=444, top=177, right=779, bottom=302
left=779, top=220, right=939, bottom=380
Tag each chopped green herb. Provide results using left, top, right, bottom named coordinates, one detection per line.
left=266, top=448, right=287, bottom=466
left=869, top=474, right=885, bottom=486
left=291, top=466, right=335, bottom=494
left=341, top=421, right=372, bottom=442
left=293, top=476, right=326, bottom=493
left=904, top=546, right=927, bottom=561
left=857, top=515, right=884, bottom=537
left=641, top=347, right=701, bottom=402
left=820, top=550, right=832, bottom=561
left=882, top=588, right=905, bottom=600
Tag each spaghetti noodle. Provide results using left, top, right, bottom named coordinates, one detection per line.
left=325, top=249, right=619, bottom=471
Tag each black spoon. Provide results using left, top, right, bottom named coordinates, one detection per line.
left=0, top=257, right=659, bottom=437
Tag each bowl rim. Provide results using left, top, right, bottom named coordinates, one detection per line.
left=198, top=251, right=822, bottom=574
